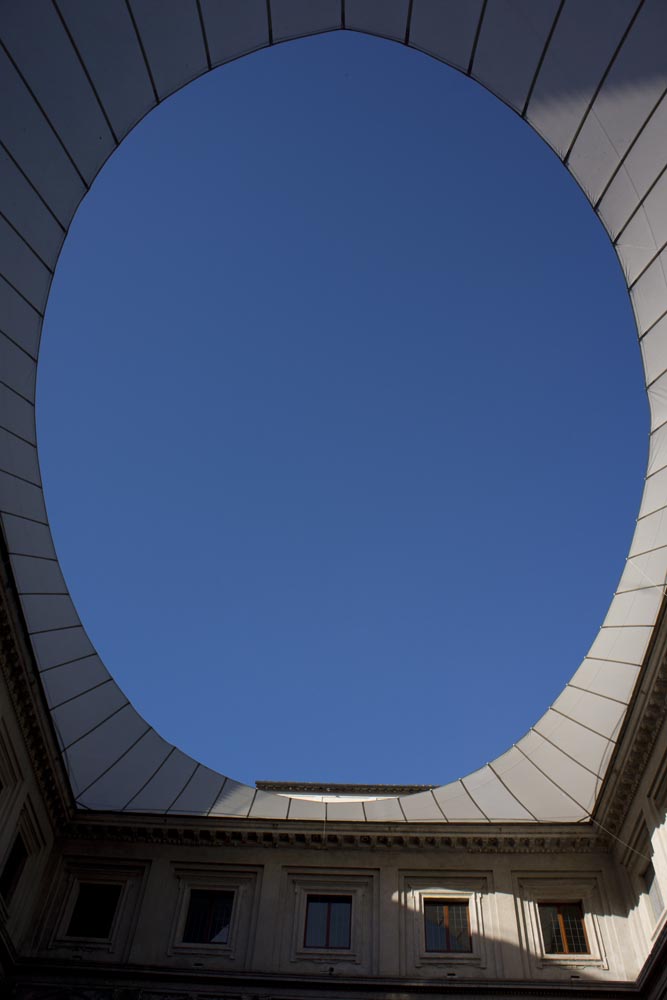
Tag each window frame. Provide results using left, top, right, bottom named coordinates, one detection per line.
left=624, top=813, right=667, bottom=941
left=48, top=858, right=147, bottom=957
left=0, top=831, right=28, bottom=907
left=169, top=864, right=261, bottom=962
left=642, top=861, right=666, bottom=924
left=0, top=799, right=46, bottom=928
left=537, top=901, right=590, bottom=956
left=0, top=720, right=23, bottom=839
left=515, top=874, right=607, bottom=971
left=400, top=873, right=488, bottom=972
left=64, top=879, right=124, bottom=942
left=303, top=893, right=353, bottom=950
left=182, top=886, right=236, bottom=946
left=284, top=869, right=377, bottom=970
left=423, top=897, right=472, bottom=954
left=49, top=859, right=136, bottom=955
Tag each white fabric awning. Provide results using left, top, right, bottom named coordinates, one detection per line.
left=0, top=0, right=664, bottom=822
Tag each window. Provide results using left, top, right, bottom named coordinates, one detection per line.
left=304, top=894, right=352, bottom=949
left=170, top=866, right=260, bottom=961
left=538, top=902, right=589, bottom=955
left=51, top=861, right=147, bottom=957
left=401, top=875, right=486, bottom=971
left=423, top=899, right=471, bottom=953
left=516, top=877, right=606, bottom=970
left=287, top=871, right=374, bottom=968
left=66, top=882, right=122, bottom=939
left=0, top=833, right=28, bottom=904
left=643, top=863, right=665, bottom=921
left=183, top=888, right=234, bottom=944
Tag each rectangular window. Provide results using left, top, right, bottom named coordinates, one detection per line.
left=0, top=833, right=27, bottom=904
left=423, top=899, right=471, bottom=953
left=66, top=882, right=122, bottom=939
left=643, top=863, right=665, bottom=921
left=183, top=888, right=235, bottom=944
left=304, top=894, right=352, bottom=949
left=538, top=902, right=589, bottom=955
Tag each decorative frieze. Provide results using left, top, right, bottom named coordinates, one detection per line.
left=61, top=819, right=606, bottom=855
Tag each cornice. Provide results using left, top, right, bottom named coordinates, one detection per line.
left=255, top=781, right=435, bottom=795
left=62, top=814, right=608, bottom=854
left=593, top=593, right=667, bottom=837
left=0, top=544, right=73, bottom=832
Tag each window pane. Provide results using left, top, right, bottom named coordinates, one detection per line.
left=183, top=889, right=234, bottom=944
left=448, top=902, right=472, bottom=952
left=424, top=900, right=470, bottom=953
left=539, top=904, right=564, bottom=953
left=0, top=833, right=27, bottom=904
left=305, top=895, right=352, bottom=949
left=538, top=903, right=588, bottom=955
left=644, top=863, right=665, bottom=920
left=209, top=892, right=234, bottom=943
left=66, top=883, right=122, bottom=938
left=329, top=899, right=352, bottom=948
left=305, top=898, right=329, bottom=948
left=424, top=900, right=446, bottom=951
left=561, top=904, right=588, bottom=954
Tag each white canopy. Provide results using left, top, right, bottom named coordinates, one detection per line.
left=0, top=0, right=664, bottom=822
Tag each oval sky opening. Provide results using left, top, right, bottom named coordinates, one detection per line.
left=37, top=31, right=645, bottom=788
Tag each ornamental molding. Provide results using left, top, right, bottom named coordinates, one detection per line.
left=0, top=549, right=72, bottom=831
left=62, top=818, right=607, bottom=855
left=255, top=781, right=435, bottom=795
left=593, top=596, right=667, bottom=838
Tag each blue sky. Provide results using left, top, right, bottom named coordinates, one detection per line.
left=38, top=31, right=646, bottom=787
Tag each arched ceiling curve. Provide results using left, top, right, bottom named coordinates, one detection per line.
left=0, top=0, right=665, bottom=823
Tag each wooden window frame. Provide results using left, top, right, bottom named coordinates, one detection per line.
left=538, top=901, right=589, bottom=956
left=423, top=897, right=472, bottom=953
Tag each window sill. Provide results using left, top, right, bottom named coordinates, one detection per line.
left=292, top=946, right=358, bottom=964
left=536, top=954, right=607, bottom=970
left=417, top=951, right=485, bottom=968
left=171, top=940, right=235, bottom=958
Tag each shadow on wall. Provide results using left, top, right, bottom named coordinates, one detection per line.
left=14, top=820, right=667, bottom=990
